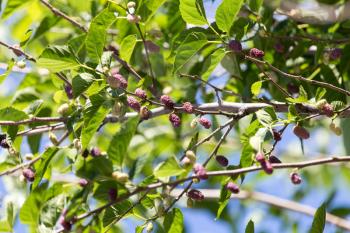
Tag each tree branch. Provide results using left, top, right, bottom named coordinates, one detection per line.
left=71, top=155, right=350, bottom=224
left=0, top=41, right=36, bottom=62
left=244, top=55, right=350, bottom=97
left=39, top=0, right=88, bottom=32
left=170, top=188, right=350, bottom=231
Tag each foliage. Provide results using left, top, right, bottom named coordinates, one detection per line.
left=0, top=0, right=350, bottom=232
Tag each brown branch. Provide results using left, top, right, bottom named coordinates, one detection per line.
left=0, top=41, right=36, bottom=62
left=170, top=188, right=350, bottom=231
left=136, top=24, right=156, bottom=83
left=272, top=34, right=350, bottom=45
left=244, top=55, right=350, bottom=97
left=0, top=116, right=65, bottom=126
left=255, top=64, right=292, bottom=98
left=72, top=155, right=350, bottom=224
left=39, top=0, right=88, bottom=32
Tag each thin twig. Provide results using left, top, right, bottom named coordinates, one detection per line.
left=244, top=55, right=350, bottom=96
left=0, top=41, right=35, bottom=61
left=39, top=0, right=88, bottom=32
left=136, top=24, right=155, bottom=83
left=179, top=73, right=241, bottom=98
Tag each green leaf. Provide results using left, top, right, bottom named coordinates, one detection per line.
left=0, top=202, right=15, bottom=231
left=76, top=156, right=113, bottom=179
left=0, top=59, right=15, bottom=84
left=249, top=0, right=263, bottom=12
left=72, top=73, right=94, bottom=97
left=37, top=46, right=81, bottom=72
left=154, top=156, right=185, bottom=178
left=2, top=0, right=31, bottom=19
left=19, top=192, right=40, bottom=225
left=310, top=203, right=326, bottom=233
left=173, top=32, right=207, bottom=73
left=163, top=208, right=184, bottom=233
left=32, top=147, right=59, bottom=190
left=179, top=0, right=207, bottom=26
left=81, top=102, right=110, bottom=150
left=85, top=8, right=116, bottom=63
left=31, top=16, right=60, bottom=41
left=215, top=0, right=244, bottom=33
left=245, top=220, right=255, bottom=233
left=40, top=195, right=65, bottom=227
left=216, top=183, right=231, bottom=219
left=103, top=201, right=133, bottom=227
left=135, top=225, right=146, bottom=233
left=119, top=34, right=137, bottom=63
left=341, top=119, right=350, bottom=155
left=107, top=117, right=139, bottom=166
left=251, top=81, right=263, bottom=96
left=137, top=0, right=167, bottom=22
left=0, top=107, right=28, bottom=121
left=202, top=48, right=226, bottom=81
left=255, top=107, right=277, bottom=127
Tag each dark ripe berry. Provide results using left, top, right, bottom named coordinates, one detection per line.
left=78, top=178, right=88, bottom=187
left=127, top=96, right=141, bottom=112
left=140, top=106, right=152, bottom=120
left=226, top=182, right=240, bottom=194
left=322, top=103, right=334, bottom=117
left=90, top=147, right=101, bottom=157
left=135, top=88, right=147, bottom=99
left=59, top=217, right=72, bottom=231
left=329, top=48, right=342, bottom=60
left=274, top=43, right=284, bottom=53
left=290, top=172, right=302, bottom=185
left=216, top=155, right=229, bottom=167
left=228, top=40, right=242, bottom=52
left=169, top=113, right=181, bottom=127
left=198, top=117, right=211, bottom=129
left=0, top=139, right=9, bottom=149
left=287, top=82, right=299, bottom=95
left=249, top=48, right=265, bottom=58
left=160, top=95, right=174, bottom=109
left=269, top=155, right=282, bottom=164
left=255, top=152, right=265, bottom=163
left=182, top=102, right=194, bottom=113
left=108, top=188, right=118, bottom=201
left=82, top=149, right=89, bottom=158
left=64, top=85, right=73, bottom=99
left=261, top=160, right=273, bottom=174
left=293, top=125, right=310, bottom=140
left=187, top=189, right=204, bottom=201
left=22, top=168, right=35, bottom=182
left=273, top=130, right=282, bottom=141
left=193, top=163, right=208, bottom=180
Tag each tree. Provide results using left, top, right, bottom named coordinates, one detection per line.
left=0, top=0, right=350, bottom=232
